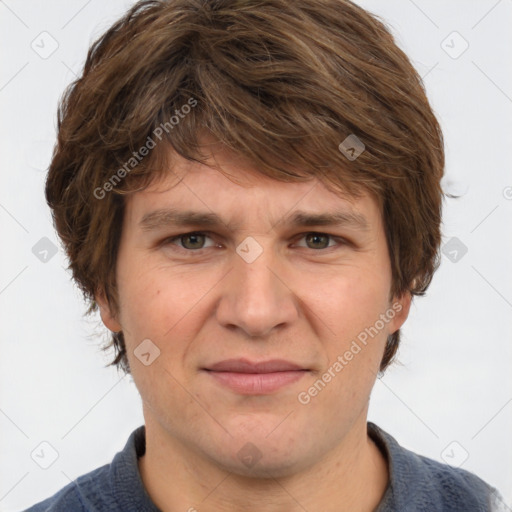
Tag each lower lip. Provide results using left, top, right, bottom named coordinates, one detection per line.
left=205, top=370, right=307, bottom=394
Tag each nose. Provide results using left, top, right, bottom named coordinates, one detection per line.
left=215, top=242, right=299, bottom=338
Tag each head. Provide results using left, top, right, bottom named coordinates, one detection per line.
left=46, top=0, right=444, bottom=475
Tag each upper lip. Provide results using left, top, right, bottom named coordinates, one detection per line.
left=204, top=358, right=306, bottom=373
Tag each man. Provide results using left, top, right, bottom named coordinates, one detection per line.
left=26, top=0, right=504, bottom=510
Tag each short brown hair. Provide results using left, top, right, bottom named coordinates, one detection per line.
left=46, top=0, right=444, bottom=374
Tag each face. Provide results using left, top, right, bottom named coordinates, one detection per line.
left=98, top=144, right=410, bottom=477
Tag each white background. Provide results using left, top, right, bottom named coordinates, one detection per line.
left=1, top=1, right=511, bottom=510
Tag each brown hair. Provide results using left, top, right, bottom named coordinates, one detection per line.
left=46, top=0, right=444, bottom=374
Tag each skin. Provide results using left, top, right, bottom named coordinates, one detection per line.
left=97, top=142, right=411, bottom=512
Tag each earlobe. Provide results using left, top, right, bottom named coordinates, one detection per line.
left=389, top=292, right=412, bottom=334
left=95, top=292, right=122, bottom=333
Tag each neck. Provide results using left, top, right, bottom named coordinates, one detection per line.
left=138, top=414, right=389, bottom=512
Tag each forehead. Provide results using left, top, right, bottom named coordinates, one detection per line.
left=123, top=146, right=382, bottom=233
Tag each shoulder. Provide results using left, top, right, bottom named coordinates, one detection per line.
left=408, top=450, right=497, bottom=508
left=368, top=422, right=503, bottom=511
left=23, top=426, right=151, bottom=512
left=23, top=463, right=112, bottom=511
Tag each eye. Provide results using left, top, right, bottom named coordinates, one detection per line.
left=165, top=232, right=216, bottom=251
left=162, top=231, right=346, bottom=254
left=294, top=232, right=340, bottom=250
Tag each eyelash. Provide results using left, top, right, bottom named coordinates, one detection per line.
left=161, top=231, right=348, bottom=254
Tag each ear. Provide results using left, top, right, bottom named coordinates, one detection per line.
left=95, top=291, right=122, bottom=333
left=387, top=291, right=412, bottom=334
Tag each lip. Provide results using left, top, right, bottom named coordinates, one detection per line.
left=206, top=358, right=305, bottom=373
left=203, top=358, right=309, bottom=394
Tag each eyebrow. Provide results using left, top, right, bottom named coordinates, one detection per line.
left=139, top=208, right=369, bottom=232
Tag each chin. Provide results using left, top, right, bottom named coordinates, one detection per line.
left=204, top=430, right=317, bottom=480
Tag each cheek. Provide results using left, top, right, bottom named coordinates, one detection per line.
left=302, top=268, right=392, bottom=399
left=116, top=270, right=166, bottom=335
left=116, top=263, right=221, bottom=352
left=304, top=278, right=388, bottom=412
left=304, top=268, right=391, bottom=339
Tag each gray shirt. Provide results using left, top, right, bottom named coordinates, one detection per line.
left=24, top=422, right=506, bottom=511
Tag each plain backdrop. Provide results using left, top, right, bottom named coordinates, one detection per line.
left=1, top=0, right=511, bottom=510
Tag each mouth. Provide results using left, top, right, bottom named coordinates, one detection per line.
left=202, top=359, right=309, bottom=395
